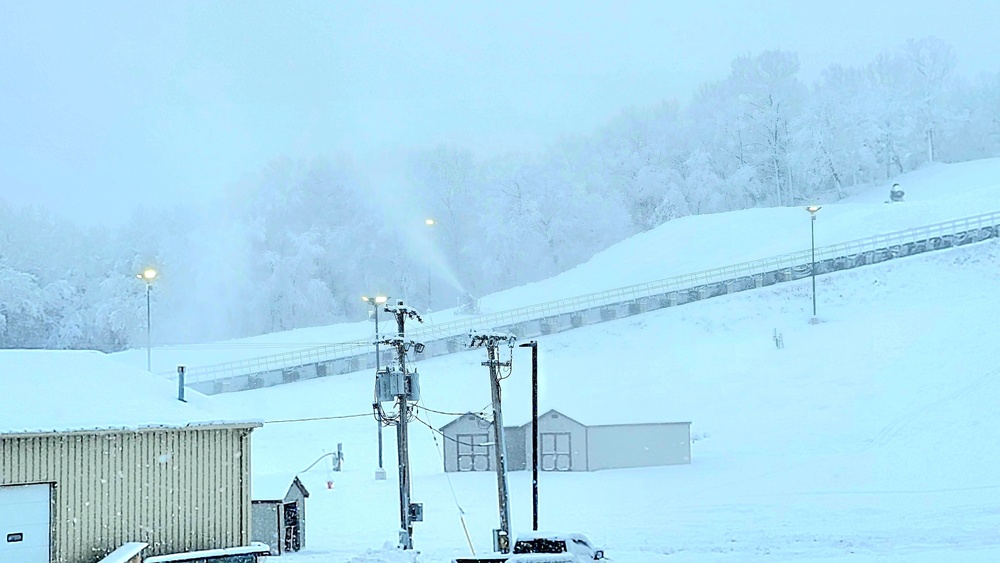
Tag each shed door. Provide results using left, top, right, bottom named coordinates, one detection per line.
left=457, top=433, right=491, bottom=471
left=540, top=432, right=572, bottom=471
left=0, top=483, right=51, bottom=563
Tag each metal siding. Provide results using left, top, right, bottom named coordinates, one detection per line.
left=0, top=428, right=251, bottom=563
left=585, top=423, right=691, bottom=471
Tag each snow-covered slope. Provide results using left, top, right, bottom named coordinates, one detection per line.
left=112, top=159, right=1000, bottom=374
left=210, top=237, right=1000, bottom=562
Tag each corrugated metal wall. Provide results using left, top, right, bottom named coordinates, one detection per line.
left=0, top=426, right=252, bottom=563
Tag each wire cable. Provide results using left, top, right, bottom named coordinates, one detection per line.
left=420, top=409, right=477, bottom=556
left=417, top=404, right=491, bottom=418
left=264, top=413, right=371, bottom=424
left=412, top=414, right=489, bottom=449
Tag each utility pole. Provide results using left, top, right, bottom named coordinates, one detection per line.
left=518, top=340, right=539, bottom=531
left=470, top=331, right=515, bottom=553
left=373, top=300, right=424, bottom=550
left=363, top=295, right=389, bottom=480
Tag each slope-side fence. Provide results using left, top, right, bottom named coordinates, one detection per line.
left=177, top=210, right=1000, bottom=394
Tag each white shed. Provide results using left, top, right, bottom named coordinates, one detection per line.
left=438, top=413, right=522, bottom=473
left=441, top=408, right=691, bottom=473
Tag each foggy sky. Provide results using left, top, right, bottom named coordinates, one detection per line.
left=1, top=0, right=997, bottom=226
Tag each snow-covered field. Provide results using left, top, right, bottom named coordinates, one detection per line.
left=172, top=160, right=1000, bottom=561
left=212, top=238, right=1000, bottom=562
left=111, top=159, right=1000, bottom=374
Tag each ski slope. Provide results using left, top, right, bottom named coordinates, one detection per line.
left=111, top=158, right=1000, bottom=375
left=208, top=226, right=1000, bottom=561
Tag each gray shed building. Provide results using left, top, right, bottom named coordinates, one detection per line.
left=439, top=413, right=523, bottom=473
left=441, top=409, right=690, bottom=472
left=251, top=474, right=309, bottom=556
left=0, top=350, right=260, bottom=563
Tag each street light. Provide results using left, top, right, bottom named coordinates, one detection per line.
left=363, top=294, right=389, bottom=480
left=424, top=218, right=436, bottom=311
left=136, top=268, right=157, bottom=372
left=518, top=340, right=540, bottom=531
left=805, top=206, right=821, bottom=324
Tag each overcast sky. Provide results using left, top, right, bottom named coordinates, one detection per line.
left=1, top=0, right=997, bottom=226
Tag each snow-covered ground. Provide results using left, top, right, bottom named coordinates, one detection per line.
left=189, top=160, right=1000, bottom=561
left=211, top=239, right=1000, bottom=562
left=111, top=158, right=1000, bottom=374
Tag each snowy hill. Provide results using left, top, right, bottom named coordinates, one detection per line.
left=208, top=226, right=1000, bottom=560
left=113, top=158, right=1000, bottom=375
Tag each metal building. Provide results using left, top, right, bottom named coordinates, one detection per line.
left=440, top=409, right=691, bottom=472
left=251, top=474, right=309, bottom=556
left=0, top=350, right=260, bottom=563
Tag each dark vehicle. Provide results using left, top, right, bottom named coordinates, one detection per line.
left=510, top=533, right=605, bottom=562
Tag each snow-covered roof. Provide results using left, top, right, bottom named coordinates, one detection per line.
left=143, top=542, right=270, bottom=562
left=98, top=542, right=148, bottom=563
left=513, top=407, right=691, bottom=428
left=441, top=407, right=690, bottom=431
left=0, top=350, right=259, bottom=436
left=252, top=472, right=309, bottom=502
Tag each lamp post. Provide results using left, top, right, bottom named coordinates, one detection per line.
left=805, top=206, right=821, bottom=324
left=136, top=268, right=157, bottom=372
left=424, top=218, right=436, bottom=311
left=363, top=294, right=389, bottom=479
left=518, top=340, right=539, bottom=531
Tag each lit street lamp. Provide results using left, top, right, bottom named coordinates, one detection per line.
left=805, top=206, right=821, bottom=324
left=424, top=218, right=436, bottom=311
left=363, top=294, right=389, bottom=480
left=136, top=268, right=158, bottom=371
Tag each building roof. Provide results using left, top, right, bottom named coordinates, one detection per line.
left=144, top=543, right=270, bottom=562
left=441, top=407, right=690, bottom=431
left=0, top=350, right=259, bottom=436
left=439, top=411, right=494, bottom=432
left=252, top=473, right=310, bottom=502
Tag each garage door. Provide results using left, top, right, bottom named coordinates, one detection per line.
left=0, top=483, right=51, bottom=563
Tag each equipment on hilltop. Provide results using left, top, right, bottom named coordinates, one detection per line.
left=886, top=183, right=905, bottom=203
left=457, top=292, right=482, bottom=315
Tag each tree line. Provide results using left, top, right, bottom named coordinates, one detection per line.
left=2, top=37, right=998, bottom=352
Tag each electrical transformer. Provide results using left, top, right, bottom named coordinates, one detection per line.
left=375, top=369, right=421, bottom=403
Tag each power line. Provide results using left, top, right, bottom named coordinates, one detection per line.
left=412, top=414, right=487, bottom=449
left=417, top=404, right=491, bottom=418
left=264, top=413, right=370, bottom=424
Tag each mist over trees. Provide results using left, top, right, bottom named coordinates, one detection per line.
left=2, top=38, right=998, bottom=353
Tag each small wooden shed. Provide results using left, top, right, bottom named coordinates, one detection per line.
left=251, top=474, right=309, bottom=556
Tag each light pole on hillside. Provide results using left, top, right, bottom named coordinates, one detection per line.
left=136, top=268, right=158, bottom=372
left=805, top=206, right=821, bottom=324
left=363, top=294, right=389, bottom=480
left=425, top=218, right=436, bottom=311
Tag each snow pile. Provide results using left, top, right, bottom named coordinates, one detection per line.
left=346, top=545, right=421, bottom=563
